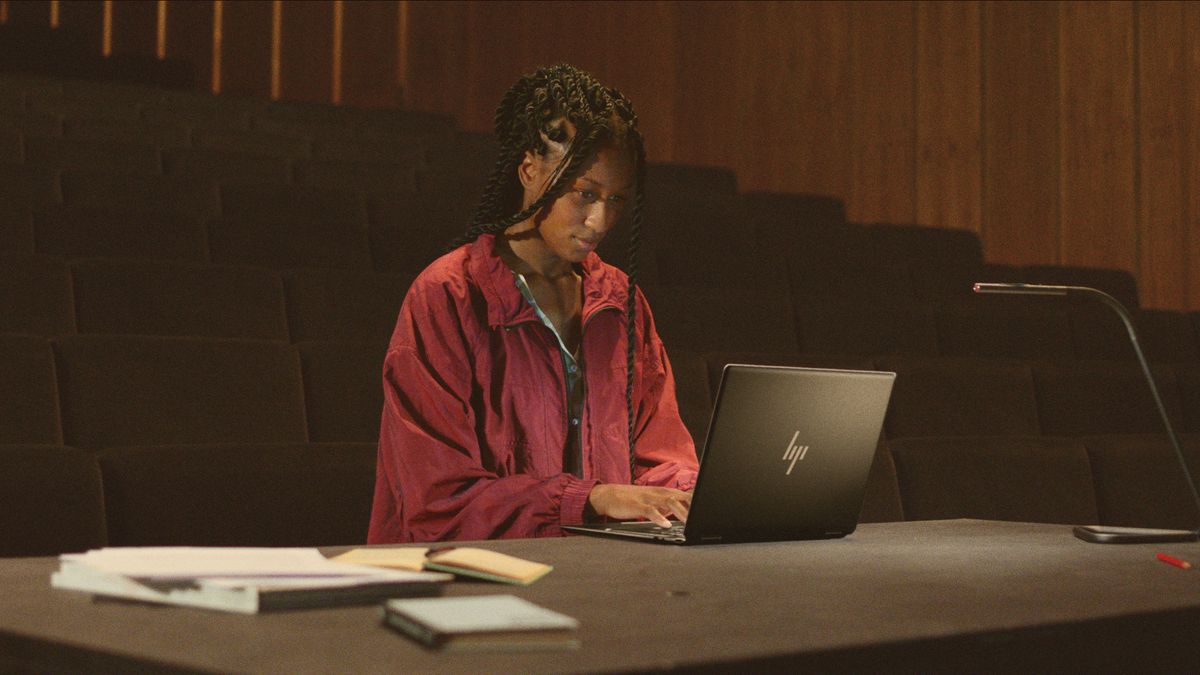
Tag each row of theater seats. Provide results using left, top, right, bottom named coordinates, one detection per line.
left=3, top=73, right=1200, bottom=557
left=5, top=331, right=1200, bottom=555
left=5, top=253, right=1200, bottom=364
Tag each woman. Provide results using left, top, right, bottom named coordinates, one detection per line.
left=368, top=64, right=698, bottom=543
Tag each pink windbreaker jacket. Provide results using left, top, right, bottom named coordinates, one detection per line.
left=367, top=234, right=699, bottom=542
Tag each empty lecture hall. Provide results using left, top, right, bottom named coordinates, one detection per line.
left=2, top=1, right=1200, bottom=672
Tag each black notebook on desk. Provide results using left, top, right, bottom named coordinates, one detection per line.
left=564, top=364, right=895, bottom=545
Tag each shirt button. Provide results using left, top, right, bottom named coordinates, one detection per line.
left=571, top=417, right=580, bottom=426
left=568, top=364, right=578, bottom=374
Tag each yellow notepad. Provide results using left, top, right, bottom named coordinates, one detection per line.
left=331, top=547, right=552, bottom=585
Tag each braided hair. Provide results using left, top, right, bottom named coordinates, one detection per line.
left=451, top=64, right=647, bottom=484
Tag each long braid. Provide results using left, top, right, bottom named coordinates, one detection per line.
left=453, top=64, right=647, bottom=484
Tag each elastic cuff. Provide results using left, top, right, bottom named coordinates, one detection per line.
left=560, top=476, right=601, bottom=526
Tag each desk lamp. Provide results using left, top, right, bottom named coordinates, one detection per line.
left=972, top=282, right=1200, bottom=544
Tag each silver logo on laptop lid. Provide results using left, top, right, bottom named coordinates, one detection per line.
left=782, top=430, right=809, bottom=475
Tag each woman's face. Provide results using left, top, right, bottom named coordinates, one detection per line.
left=517, top=141, right=635, bottom=266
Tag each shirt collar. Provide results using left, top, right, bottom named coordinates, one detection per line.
left=467, top=233, right=626, bottom=329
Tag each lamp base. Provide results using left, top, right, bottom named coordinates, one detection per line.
left=1073, top=525, right=1200, bottom=544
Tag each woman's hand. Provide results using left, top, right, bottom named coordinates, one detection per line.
left=586, top=484, right=692, bottom=528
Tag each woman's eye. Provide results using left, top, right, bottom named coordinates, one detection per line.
left=577, top=190, right=598, bottom=203
left=608, top=194, right=626, bottom=204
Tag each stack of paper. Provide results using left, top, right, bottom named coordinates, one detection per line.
left=51, top=547, right=452, bottom=614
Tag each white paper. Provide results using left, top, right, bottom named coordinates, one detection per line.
left=60, top=547, right=404, bottom=580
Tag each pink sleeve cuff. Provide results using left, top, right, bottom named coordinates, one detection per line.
left=560, top=476, right=601, bottom=526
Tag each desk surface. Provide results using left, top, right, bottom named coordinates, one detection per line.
left=3, top=519, right=1200, bottom=673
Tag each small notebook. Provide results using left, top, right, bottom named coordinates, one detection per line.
left=381, top=595, right=579, bottom=651
left=331, top=547, right=552, bottom=585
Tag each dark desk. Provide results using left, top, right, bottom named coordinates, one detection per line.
left=3, top=520, right=1200, bottom=673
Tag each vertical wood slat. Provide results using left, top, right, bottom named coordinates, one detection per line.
left=599, top=1, right=678, bottom=164
left=916, top=0, right=982, bottom=233
left=341, top=0, right=400, bottom=109
left=164, top=0, right=213, bottom=94
left=1058, top=1, right=1136, bottom=272
left=982, top=0, right=1060, bottom=266
left=219, top=0, right=271, bottom=98
left=279, top=0, right=332, bottom=103
left=110, top=0, right=157, bottom=57
left=849, top=0, right=917, bottom=224
left=403, top=1, right=470, bottom=124
left=1187, top=2, right=1200, bottom=311
left=1137, top=1, right=1190, bottom=310
left=673, top=2, right=742, bottom=171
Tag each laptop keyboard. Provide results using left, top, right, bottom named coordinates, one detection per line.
left=614, top=521, right=685, bottom=535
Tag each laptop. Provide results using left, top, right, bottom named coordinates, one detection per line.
left=564, top=364, right=895, bottom=545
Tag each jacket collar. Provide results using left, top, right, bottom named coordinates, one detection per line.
left=467, top=233, right=627, bottom=329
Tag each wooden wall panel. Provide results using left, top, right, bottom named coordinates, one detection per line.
left=164, top=0, right=213, bottom=91
left=6, top=1, right=50, bottom=26
left=1188, top=2, right=1200, bottom=311
left=731, top=2, right=852, bottom=196
left=848, top=0, right=916, bottom=224
left=674, top=2, right=741, bottom=171
left=404, top=1, right=471, bottom=126
left=1058, top=1, right=1136, bottom=272
left=1137, top=1, right=1190, bottom=310
left=57, top=0, right=102, bottom=52
left=281, top=0, right=333, bottom=103
left=341, top=0, right=401, bottom=109
left=982, top=1, right=1059, bottom=266
left=596, top=1, right=678, bottom=164
left=218, top=0, right=271, bottom=97
left=916, top=1, right=981, bottom=233
left=111, top=0, right=157, bottom=57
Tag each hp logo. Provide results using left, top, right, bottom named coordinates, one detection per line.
left=782, top=430, right=809, bottom=475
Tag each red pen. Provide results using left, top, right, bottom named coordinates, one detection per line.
left=1157, top=553, right=1192, bottom=570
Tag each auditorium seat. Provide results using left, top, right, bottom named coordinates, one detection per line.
left=297, top=340, right=387, bottom=442
left=23, top=137, right=162, bottom=173
left=645, top=285, right=799, bottom=354
left=0, top=202, right=33, bottom=253
left=890, top=436, right=1099, bottom=525
left=0, top=445, right=107, bottom=556
left=163, top=148, right=293, bottom=185
left=852, top=223, right=984, bottom=270
left=99, top=442, right=376, bottom=546
left=877, top=357, right=1040, bottom=439
left=649, top=241, right=787, bottom=292
left=35, top=207, right=209, bottom=261
left=934, top=297, right=1074, bottom=361
left=0, top=334, right=63, bottom=444
left=1177, top=364, right=1200, bottom=433
left=61, top=170, right=220, bottom=218
left=55, top=335, right=308, bottom=448
left=795, top=298, right=938, bottom=356
left=283, top=268, right=410, bottom=342
left=860, top=442, right=904, bottom=523
left=1033, top=361, right=1184, bottom=436
left=1070, top=308, right=1199, bottom=364
left=664, top=348, right=713, bottom=448
left=739, top=191, right=846, bottom=232
left=295, top=159, right=418, bottom=195
left=1083, top=434, right=1200, bottom=530
left=219, top=183, right=367, bottom=226
left=193, top=129, right=311, bottom=159
left=0, top=126, right=20, bottom=162
left=311, top=137, right=425, bottom=166
left=912, top=262, right=1023, bottom=303
left=645, top=163, right=738, bottom=196
left=142, top=96, right=257, bottom=132
left=0, top=110, right=63, bottom=137
left=26, top=85, right=142, bottom=121
left=0, top=163, right=61, bottom=209
left=208, top=216, right=373, bottom=271
left=368, top=192, right=467, bottom=273
left=63, top=117, right=190, bottom=149
left=0, top=255, right=75, bottom=335
left=418, top=129, right=496, bottom=196
left=71, top=259, right=289, bottom=340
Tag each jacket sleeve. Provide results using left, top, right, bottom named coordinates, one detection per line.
left=629, top=290, right=700, bottom=490
left=367, top=279, right=598, bottom=544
